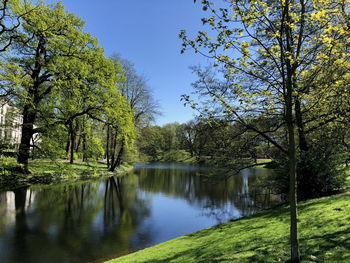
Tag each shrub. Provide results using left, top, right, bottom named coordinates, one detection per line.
left=264, top=146, right=347, bottom=200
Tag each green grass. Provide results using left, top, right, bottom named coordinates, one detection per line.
left=345, top=168, right=350, bottom=189
left=107, top=192, right=350, bottom=263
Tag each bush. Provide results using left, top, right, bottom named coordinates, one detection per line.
left=265, top=145, right=347, bottom=200
left=0, top=156, right=25, bottom=186
left=297, top=147, right=346, bottom=199
left=0, top=156, right=21, bottom=169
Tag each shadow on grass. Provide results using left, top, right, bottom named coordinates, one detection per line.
left=301, top=229, right=350, bottom=262
left=146, top=228, right=349, bottom=263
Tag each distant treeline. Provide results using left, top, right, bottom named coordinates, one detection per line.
left=139, top=115, right=349, bottom=200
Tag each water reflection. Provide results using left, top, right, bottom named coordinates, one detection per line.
left=135, top=165, right=278, bottom=223
left=0, top=164, right=280, bottom=263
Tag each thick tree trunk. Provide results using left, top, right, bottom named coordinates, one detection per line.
left=17, top=37, right=48, bottom=173
left=17, top=105, right=36, bottom=172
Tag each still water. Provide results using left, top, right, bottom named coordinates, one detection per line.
left=0, top=163, right=279, bottom=263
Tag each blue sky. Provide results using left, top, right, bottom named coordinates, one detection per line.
left=54, top=0, right=210, bottom=125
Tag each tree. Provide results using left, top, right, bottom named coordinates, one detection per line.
left=104, top=91, right=136, bottom=172
left=110, top=54, right=160, bottom=128
left=137, top=126, right=164, bottom=161
left=109, top=54, right=159, bottom=166
left=181, top=0, right=350, bottom=261
left=1, top=2, right=101, bottom=171
left=177, top=120, right=198, bottom=157
left=53, top=50, right=122, bottom=164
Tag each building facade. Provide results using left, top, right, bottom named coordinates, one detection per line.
left=0, top=102, right=23, bottom=147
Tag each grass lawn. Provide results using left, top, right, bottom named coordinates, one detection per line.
left=107, top=191, right=350, bottom=263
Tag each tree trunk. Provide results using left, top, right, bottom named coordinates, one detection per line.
left=110, top=131, right=117, bottom=167
left=75, top=120, right=81, bottom=152
left=69, top=122, right=75, bottom=164
left=75, top=134, right=81, bottom=153
left=287, top=116, right=300, bottom=263
left=115, top=142, right=124, bottom=167
left=295, top=96, right=308, bottom=152
left=106, top=126, right=110, bottom=168
left=286, top=83, right=300, bottom=263
left=82, top=132, right=86, bottom=162
left=285, top=1, right=301, bottom=259
left=65, top=132, right=70, bottom=156
left=17, top=105, right=36, bottom=172
left=109, top=140, right=124, bottom=172
left=31, top=136, right=35, bottom=160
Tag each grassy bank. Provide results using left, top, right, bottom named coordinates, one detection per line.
left=107, top=191, right=350, bottom=263
left=0, top=157, right=134, bottom=191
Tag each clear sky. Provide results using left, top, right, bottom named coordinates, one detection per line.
left=53, top=0, right=210, bottom=126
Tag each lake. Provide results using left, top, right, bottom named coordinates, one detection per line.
left=0, top=163, right=280, bottom=263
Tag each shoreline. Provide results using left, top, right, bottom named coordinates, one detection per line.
left=0, top=159, right=134, bottom=192
left=106, top=191, right=350, bottom=263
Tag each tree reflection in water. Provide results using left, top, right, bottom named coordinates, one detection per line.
left=0, top=176, right=152, bottom=263
left=135, top=165, right=280, bottom=223
left=0, top=164, right=279, bottom=263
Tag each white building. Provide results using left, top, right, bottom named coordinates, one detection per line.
left=0, top=102, right=23, bottom=147
left=0, top=102, right=41, bottom=154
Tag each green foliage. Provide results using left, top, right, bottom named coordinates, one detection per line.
left=39, top=125, right=67, bottom=160
left=261, top=147, right=347, bottom=201
left=84, top=137, right=104, bottom=160
left=0, top=156, right=19, bottom=169
left=297, top=150, right=347, bottom=200
left=0, top=1, right=138, bottom=168
left=298, top=134, right=347, bottom=199
left=0, top=156, right=27, bottom=191
left=138, top=119, right=272, bottom=166
left=161, top=150, right=191, bottom=163
left=138, top=125, right=165, bottom=161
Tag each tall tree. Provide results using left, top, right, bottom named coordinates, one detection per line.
left=181, top=0, right=350, bottom=261
left=110, top=54, right=160, bottom=128
left=108, top=54, right=159, bottom=166
left=53, top=49, right=122, bottom=164
left=1, top=2, right=99, bottom=171
left=104, top=91, right=136, bottom=172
